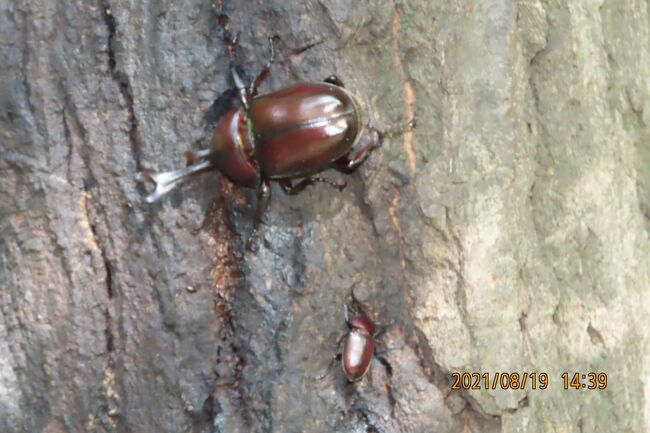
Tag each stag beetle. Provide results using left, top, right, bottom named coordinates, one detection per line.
left=318, top=298, right=393, bottom=383
left=138, top=5, right=414, bottom=229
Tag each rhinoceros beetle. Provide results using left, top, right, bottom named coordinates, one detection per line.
left=138, top=4, right=414, bottom=229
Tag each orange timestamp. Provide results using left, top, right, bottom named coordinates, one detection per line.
left=561, top=372, right=607, bottom=390
left=451, top=372, right=549, bottom=390
left=451, top=372, right=608, bottom=390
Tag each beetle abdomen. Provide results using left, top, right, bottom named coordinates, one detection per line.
left=342, top=330, right=375, bottom=381
left=249, top=83, right=363, bottom=178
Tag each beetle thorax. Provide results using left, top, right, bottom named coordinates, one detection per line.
left=347, top=314, right=374, bottom=335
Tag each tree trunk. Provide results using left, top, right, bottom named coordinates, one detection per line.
left=1, top=0, right=649, bottom=432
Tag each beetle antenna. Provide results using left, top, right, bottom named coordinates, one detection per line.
left=136, top=159, right=214, bottom=203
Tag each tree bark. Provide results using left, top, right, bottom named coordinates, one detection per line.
left=1, top=1, right=649, bottom=432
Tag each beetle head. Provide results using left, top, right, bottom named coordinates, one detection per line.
left=209, top=109, right=260, bottom=188
left=344, top=304, right=374, bottom=335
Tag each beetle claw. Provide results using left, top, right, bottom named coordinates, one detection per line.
left=408, top=113, right=417, bottom=129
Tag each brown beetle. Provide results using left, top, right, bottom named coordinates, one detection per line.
left=318, top=301, right=393, bottom=383
left=137, top=13, right=415, bottom=228
left=137, top=37, right=407, bottom=219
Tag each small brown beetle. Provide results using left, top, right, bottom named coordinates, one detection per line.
left=318, top=301, right=393, bottom=383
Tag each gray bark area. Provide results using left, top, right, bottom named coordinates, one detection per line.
left=1, top=0, right=649, bottom=432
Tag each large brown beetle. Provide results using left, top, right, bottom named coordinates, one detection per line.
left=138, top=5, right=414, bottom=228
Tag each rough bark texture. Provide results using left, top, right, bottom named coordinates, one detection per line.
left=1, top=0, right=649, bottom=432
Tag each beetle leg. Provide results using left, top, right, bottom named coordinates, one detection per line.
left=211, top=2, right=239, bottom=62
left=376, top=356, right=393, bottom=378
left=288, top=39, right=323, bottom=55
left=324, top=74, right=345, bottom=87
left=211, top=2, right=251, bottom=110
left=245, top=179, right=272, bottom=250
left=254, top=179, right=272, bottom=225
left=334, top=115, right=417, bottom=174
left=249, top=36, right=277, bottom=97
left=372, top=319, right=397, bottom=339
left=315, top=352, right=342, bottom=381
left=278, top=176, right=346, bottom=195
left=376, top=355, right=397, bottom=417
left=231, top=67, right=251, bottom=111
left=333, top=131, right=383, bottom=174
left=315, top=330, right=347, bottom=380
